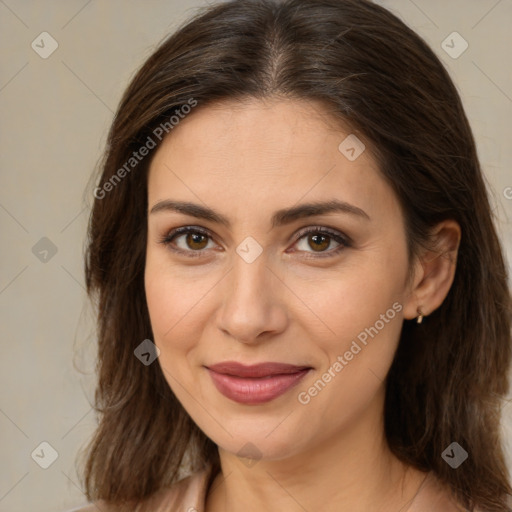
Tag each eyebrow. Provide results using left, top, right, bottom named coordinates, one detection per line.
left=149, top=199, right=370, bottom=228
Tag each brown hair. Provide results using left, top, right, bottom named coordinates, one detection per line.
left=79, top=0, right=512, bottom=510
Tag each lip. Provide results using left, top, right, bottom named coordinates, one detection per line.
left=205, top=361, right=312, bottom=404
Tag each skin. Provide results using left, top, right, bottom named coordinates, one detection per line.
left=144, top=97, right=462, bottom=512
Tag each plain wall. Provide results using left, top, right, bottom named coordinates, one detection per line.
left=0, top=1, right=511, bottom=511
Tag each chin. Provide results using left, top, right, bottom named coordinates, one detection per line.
left=206, top=416, right=314, bottom=463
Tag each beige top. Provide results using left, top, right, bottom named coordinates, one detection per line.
left=66, top=465, right=469, bottom=512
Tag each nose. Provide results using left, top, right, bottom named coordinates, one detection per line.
left=215, top=251, right=288, bottom=345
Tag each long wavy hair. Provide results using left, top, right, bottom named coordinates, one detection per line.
left=78, top=0, right=512, bottom=510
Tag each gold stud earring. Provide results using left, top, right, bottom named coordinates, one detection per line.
left=416, top=307, right=424, bottom=324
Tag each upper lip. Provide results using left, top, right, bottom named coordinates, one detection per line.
left=206, top=361, right=312, bottom=378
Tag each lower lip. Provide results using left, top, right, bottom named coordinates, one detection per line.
left=207, top=368, right=311, bottom=404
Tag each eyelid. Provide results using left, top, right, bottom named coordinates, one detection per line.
left=293, top=225, right=352, bottom=246
left=287, top=225, right=351, bottom=259
left=158, top=224, right=352, bottom=258
left=158, top=225, right=214, bottom=258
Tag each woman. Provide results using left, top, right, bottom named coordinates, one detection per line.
left=70, top=0, right=512, bottom=510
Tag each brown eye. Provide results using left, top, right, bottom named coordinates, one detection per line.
left=184, top=232, right=209, bottom=250
left=159, top=226, right=214, bottom=257
left=291, top=227, right=351, bottom=259
left=159, top=225, right=351, bottom=260
left=307, top=233, right=331, bottom=252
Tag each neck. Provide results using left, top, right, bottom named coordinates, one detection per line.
left=205, top=389, right=427, bottom=512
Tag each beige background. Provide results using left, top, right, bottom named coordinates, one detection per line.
left=0, top=1, right=511, bottom=511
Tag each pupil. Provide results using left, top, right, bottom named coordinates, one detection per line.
left=188, top=233, right=207, bottom=249
left=310, top=234, right=328, bottom=251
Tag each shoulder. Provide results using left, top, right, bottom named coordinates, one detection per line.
left=63, top=466, right=213, bottom=512
left=409, top=472, right=469, bottom=512
left=63, top=505, right=102, bottom=512
left=146, top=466, right=212, bottom=511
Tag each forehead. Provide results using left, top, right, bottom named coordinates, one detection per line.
left=151, top=97, right=360, bottom=168
left=147, top=98, right=400, bottom=226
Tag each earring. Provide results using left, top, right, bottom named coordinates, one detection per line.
left=416, top=307, right=424, bottom=324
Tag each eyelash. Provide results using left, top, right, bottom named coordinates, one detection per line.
left=158, top=225, right=352, bottom=259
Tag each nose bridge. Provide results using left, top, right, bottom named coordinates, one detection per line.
left=217, top=247, right=286, bottom=342
left=227, top=248, right=273, bottom=309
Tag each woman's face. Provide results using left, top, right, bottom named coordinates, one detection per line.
left=145, top=98, right=417, bottom=461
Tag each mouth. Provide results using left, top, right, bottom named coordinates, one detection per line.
left=204, top=361, right=313, bottom=404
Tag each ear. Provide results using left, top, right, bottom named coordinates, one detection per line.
left=402, top=219, right=461, bottom=321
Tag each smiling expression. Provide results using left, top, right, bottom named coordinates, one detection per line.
left=144, top=97, right=415, bottom=460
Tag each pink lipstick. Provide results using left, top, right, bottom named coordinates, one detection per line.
left=205, top=361, right=311, bottom=404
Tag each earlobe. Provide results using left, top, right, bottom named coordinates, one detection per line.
left=402, top=220, right=461, bottom=321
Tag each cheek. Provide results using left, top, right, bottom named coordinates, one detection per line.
left=145, top=248, right=206, bottom=344
left=294, top=248, right=406, bottom=352
left=294, top=276, right=404, bottom=429
left=144, top=267, right=201, bottom=404
left=144, top=253, right=192, bottom=368
left=144, top=251, right=220, bottom=385
left=294, top=243, right=407, bottom=404
left=145, top=272, right=176, bottom=344
left=310, top=281, right=404, bottom=383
